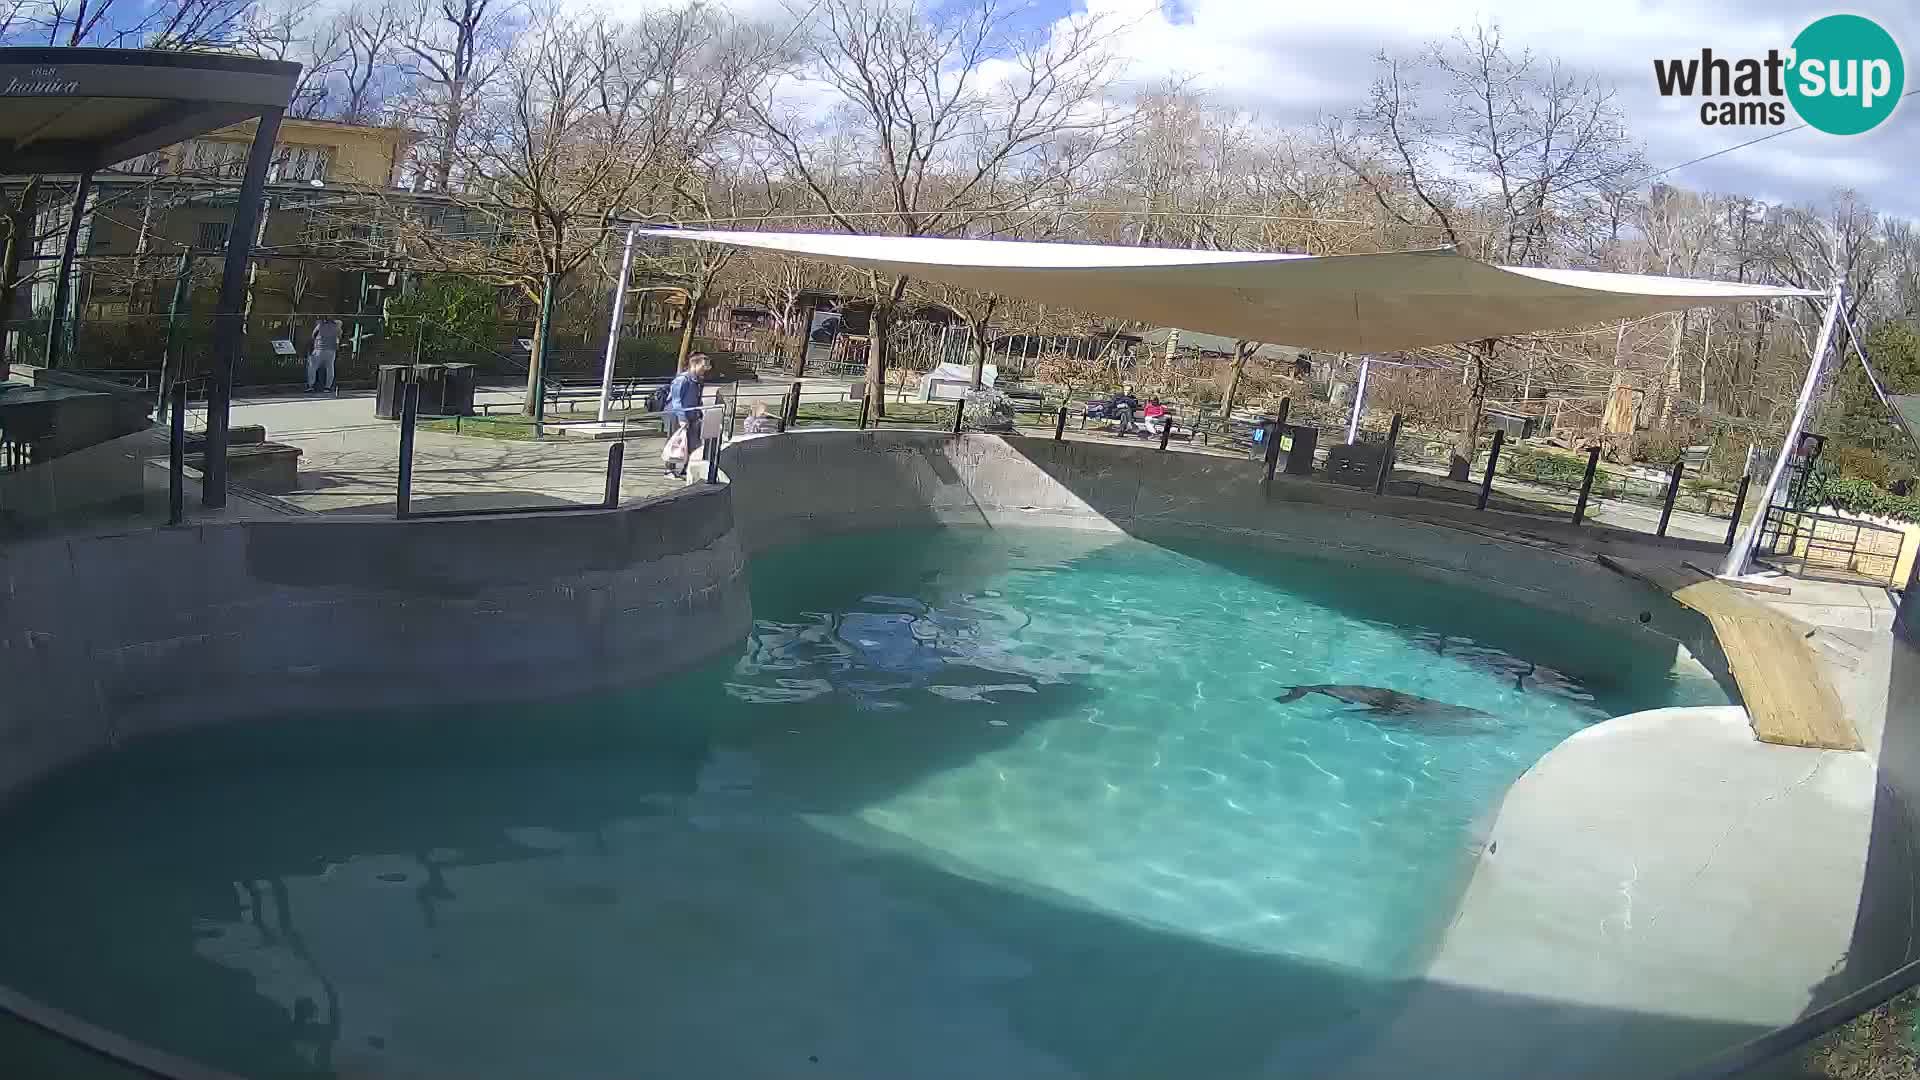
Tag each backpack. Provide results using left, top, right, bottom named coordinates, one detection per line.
left=645, top=382, right=671, bottom=412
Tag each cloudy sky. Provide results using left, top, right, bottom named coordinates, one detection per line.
left=1056, top=0, right=1918, bottom=218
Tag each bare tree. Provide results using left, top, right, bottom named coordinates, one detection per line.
left=11, top=0, right=253, bottom=46
left=1329, top=20, right=1644, bottom=478
left=247, top=0, right=350, bottom=117
left=747, top=0, right=1136, bottom=417
left=338, top=0, right=406, bottom=124
left=397, top=0, right=509, bottom=192
left=366, top=4, right=778, bottom=413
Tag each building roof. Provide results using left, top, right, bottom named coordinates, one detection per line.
left=0, top=48, right=299, bottom=173
left=653, top=229, right=1818, bottom=353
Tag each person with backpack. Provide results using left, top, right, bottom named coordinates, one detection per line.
left=662, top=353, right=711, bottom=479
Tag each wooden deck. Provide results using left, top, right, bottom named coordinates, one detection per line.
left=1598, top=555, right=1861, bottom=752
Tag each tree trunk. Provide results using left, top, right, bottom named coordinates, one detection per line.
left=1220, top=341, right=1254, bottom=419
left=674, top=286, right=704, bottom=372
left=969, top=297, right=997, bottom=389
left=0, top=178, right=38, bottom=371
left=1658, top=311, right=1684, bottom=427
left=1698, top=319, right=1713, bottom=410
left=434, top=79, right=464, bottom=193
left=866, top=275, right=908, bottom=419
left=791, top=304, right=813, bottom=377
left=522, top=274, right=556, bottom=415
left=1448, top=340, right=1492, bottom=481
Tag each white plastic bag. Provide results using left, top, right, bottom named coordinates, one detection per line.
left=661, top=426, right=689, bottom=465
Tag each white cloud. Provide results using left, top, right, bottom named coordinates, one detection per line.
left=1072, top=0, right=1919, bottom=217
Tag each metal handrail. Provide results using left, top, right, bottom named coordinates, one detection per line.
left=1666, top=957, right=1920, bottom=1080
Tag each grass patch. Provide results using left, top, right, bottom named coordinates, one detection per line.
left=424, top=410, right=659, bottom=440
left=424, top=415, right=543, bottom=440
left=1805, top=988, right=1919, bottom=1079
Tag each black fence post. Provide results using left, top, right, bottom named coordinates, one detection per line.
left=784, top=381, right=802, bottom=429
left=857, top=393, right=870, bottom=430
left=1261, top=400, right=1289, bottom=492
left=1158, top=413, right=1173, bottom=451
left=1658, top=459, right=1686, bottom=537
left=1054, top=406, right=1067, bottom=441
left=1725, top=473, right=1753, bottom=548
left=1372, top=413, right=1403, bottom=496
left=396, top=379, right=418, bottom=519
left=952, top=399, right=966, bottom=436
left=704, top=438, right=721, bottom=484
left=1477, top=429, right=1505, bottom=511
left=1571, top=446, right=1602, bottom=525
left=167, top=382, right=186, bottom=526
left=603, top=441, right=624, bottom=508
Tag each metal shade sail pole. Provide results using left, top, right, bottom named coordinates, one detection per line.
left=205, top=107, right=283, bottom=509
left=1346, top=356, right=1370, bottom=444
left=1721, top=281, right=1844, bottom=578
left=44, top=169, right=93, bottom=369
left=597, top=224, right=638, bottom=423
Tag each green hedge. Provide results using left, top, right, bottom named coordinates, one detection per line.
left=1807, top=471, right=1920, bottom=523
left=1499, top=445, right=1616, bottom=489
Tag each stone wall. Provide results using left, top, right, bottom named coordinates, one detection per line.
left=0, top=484, right=749, bottom=803
left=722, top=429, right=1721, bottom=648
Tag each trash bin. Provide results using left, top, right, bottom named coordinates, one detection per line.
left=442, top=363, right=477, bottom=417
left=1284, top=424, right=1319, bottom=474
left=412, top=364, right=449, bottom=415
left=374, top=365, right=408, bottom=419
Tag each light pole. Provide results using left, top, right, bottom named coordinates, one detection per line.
left=1721, top=281, right=1844, bottom=579
left=1346, top=356, right=1371, bottom=445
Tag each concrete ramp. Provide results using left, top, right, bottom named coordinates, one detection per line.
left=1599, top=556, right=1860, bottom=751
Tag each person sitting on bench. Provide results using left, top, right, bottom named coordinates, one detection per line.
left=1106, top=386, right=1141, bottom=436
left=1142, top=398, right=1169, bottom=437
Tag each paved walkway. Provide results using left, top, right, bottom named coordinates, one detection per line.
left=231, top=388, right=686, bottom=515
left=224, top=383, right=1793, bottom=551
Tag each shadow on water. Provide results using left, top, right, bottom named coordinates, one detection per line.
left=0, top=704, right=1771, bottom=1080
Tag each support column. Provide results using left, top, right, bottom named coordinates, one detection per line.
left=44, top=170, right=93, bottom=369
left=157, top=248, right=194, bottom=425
left=597, top=225, right=638, bottom=423
left=1721, top=283, right=1843, bottom=578
left=1346, top=356, right=1370, bottom=444
left=204, top=109, right=283, bottom=509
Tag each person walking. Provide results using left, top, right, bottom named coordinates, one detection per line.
left=305, top=317, right=342, bottom=394
left=663, top=353, right=712, bottom=479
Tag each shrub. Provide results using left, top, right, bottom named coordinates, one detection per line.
left=1633, top=428, right=1694, bottom=465
left=1500, top=445, right=1614, bottom=489
left=384, top=276, right=504, bottom=364
left=1806, top=468, right=1920, bottom=523
left=1827, top=444, right=1895, bottom=488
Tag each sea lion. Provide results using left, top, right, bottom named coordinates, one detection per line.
left=1274, top=685, right=1495, bottom=729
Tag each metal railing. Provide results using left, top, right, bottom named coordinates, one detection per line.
left=1756, top=504, right=1907, bottom=586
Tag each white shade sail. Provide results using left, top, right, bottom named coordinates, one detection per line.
left=656, top=229, right=1818, bottom=353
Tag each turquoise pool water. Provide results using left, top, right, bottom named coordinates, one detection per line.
left=0, top=528, right=1728, bottom=1078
